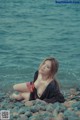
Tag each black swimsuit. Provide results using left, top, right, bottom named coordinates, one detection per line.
left=29, top=71, right=65, bottom=103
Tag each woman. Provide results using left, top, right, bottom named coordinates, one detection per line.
left=11, top=57, right=65, bottom=103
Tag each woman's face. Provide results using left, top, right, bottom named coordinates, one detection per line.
left=39, top=60, right=52, bottom=76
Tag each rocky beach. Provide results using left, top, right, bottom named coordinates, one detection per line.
left=0, top=88, right=80, bottom=120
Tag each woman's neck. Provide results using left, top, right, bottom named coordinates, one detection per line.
left=38, top=73, right=53, bottom=81
left=42, top=75, right=49, bottom=81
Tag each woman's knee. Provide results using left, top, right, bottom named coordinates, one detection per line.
left=13, top=84, right=18, bottom=90
left=21, top=92, right=30, bottom=100
left=13, top=83, right=27, bottom=92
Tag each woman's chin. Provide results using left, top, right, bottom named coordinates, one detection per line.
left=39, top=70, right=44, bottom=75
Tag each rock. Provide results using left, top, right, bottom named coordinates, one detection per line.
left=58, top=104, right=66, bottom=112
left=67, top=107, right=73, bottom=111
left=17, top=116, right=28, bottom=120
left=46, top=103, right=54, bottom=112
left=25, top=101, right=33, bottom=107
left=71, top=95, right=80, bottom=101
left=76, top=111, right=80, bottom=117
left=19, top=114, right=28, bottom=120
left=33, top=112, right=39, bottom=116
left=1, top=100, right=9, bottom=109
left=39, top=111, right=53, bottom=117
left=13, top=112, right=19, bottom=116
left=56, top=112, right=64, bottom=120
left=29, top=113, right=42, bottom=120
left=30, top=105, right=39, bottom=113
left=64, top=109, right=78, bottom=119
left=1, top=90, right=80, bottom=120
left=11, top=106, right=19, bottom=113
left=37, top=104, right=46, bottom=111
left=14, top=101, right=23, bottom=107
left=72, top=101, right=80, bottom=110
left=25, top=111, right=32, bottom=117
left=52, top=102, right=60, bottom=109
left=52, top=103, right=66, bottom=113
left=35, top=99, right=47, bottom=105
left=53, top=108, right=58, bottom=118
left=40, top=106, right=46, bottom=111
left=48, top=118, right=56, bottom=120
left=12, top=113, right=18, bottom=119
left=0, top=93, right=5, bottom=100
left=31, top=111, right=54, bottom=120
left=63, top=100, right=76, bottom=108
left=70, top=88, right=77, bottom=95
left=18, top=107, right=28, bottom=114
left=66, top=115, right=79, bottom=120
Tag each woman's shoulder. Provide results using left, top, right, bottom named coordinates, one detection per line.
left=48, top=79, right=60, bottom=91
left=49, top=79, right=57, bottom=86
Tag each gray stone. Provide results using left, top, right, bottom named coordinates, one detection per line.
left=64, top=109, right=78, bottom=118
left=14, top=101, right=23, bottom=107
left=30, top=105, right=40, bottom=113
left=29, top=114, right=42, bottom=120
left=25, top=101, right=33, bottom=107
left=12, top=106, right=19, bottom=113
left=57, top=104, right=67, bottom=112
left=52, top=102, right=61, bottom=109
left=25, top=111, right=32, bottom=117
left=72, top=101, right=80, bottom=110
left=18, top=107, right=28, bottom=114
left=52, top=103, right=66, bottom=113
left=46, top=103, right=54, bottom=112
left=36, top=104, right=46, bottom=111
left=20, top=114, right=29, bottom=120
left=65, top=116, right=79, bottom=120
left=53, top=108, right=58, bottom=118
left=1, top=101, right=9, bottom=109
left=29, top=112, right=54, bottom=120
left=17, top=116, right=29, bottom=120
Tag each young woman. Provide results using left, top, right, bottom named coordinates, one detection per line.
left=11, top=57, right=65, bottom=103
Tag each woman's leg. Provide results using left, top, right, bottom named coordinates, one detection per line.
left=13, top=82, right=30, bottom=92
left=10, top=93, right=23, bottom=100
left=21, top=92, right=30, bottom=101
left=10, top=92, right=30, bottom=101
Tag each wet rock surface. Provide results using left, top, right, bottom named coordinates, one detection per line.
left=0, top=88, right=80, bottom=120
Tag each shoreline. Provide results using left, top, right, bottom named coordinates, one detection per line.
left=0, top=88, right=80, bottom=120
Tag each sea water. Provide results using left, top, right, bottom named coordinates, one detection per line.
left=0, top=0, right=80, bottom=91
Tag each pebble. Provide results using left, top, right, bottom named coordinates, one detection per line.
left=0, top=88, right=80, bottom=120
left=25, top=101, right=33, bottom=107
left=56, top=112, right=64, bottom=120
left=63, top=100, right=76, bottom=108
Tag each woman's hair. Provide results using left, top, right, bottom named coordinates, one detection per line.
left=39, top=57, right=59, bottom=78
left=39, top=57, right=60, bottom=88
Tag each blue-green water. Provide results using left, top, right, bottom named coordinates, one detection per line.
left=0, top=0, right=80, bottom=91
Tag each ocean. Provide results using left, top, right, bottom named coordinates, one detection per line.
left=0, top=0, right=80, bottom=92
